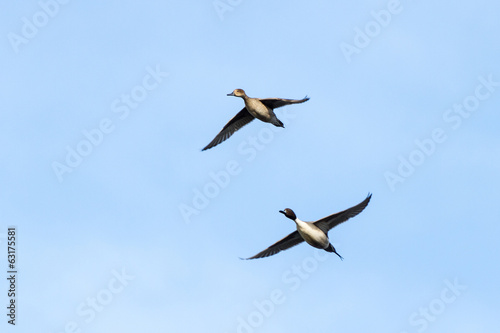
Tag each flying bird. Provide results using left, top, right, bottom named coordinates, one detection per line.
left=244, top=194, right=372, bottom=260
left=202, top=89, right=309, bottom=151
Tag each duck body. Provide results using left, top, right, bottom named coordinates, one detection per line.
left=241, top=95, right=283, bottom=127
left=295, top=219, right=330, bottom=250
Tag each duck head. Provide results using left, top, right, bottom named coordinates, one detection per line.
left=227, top=89, right=246, bottom=97
left=279, top=208, right=296, bottom=220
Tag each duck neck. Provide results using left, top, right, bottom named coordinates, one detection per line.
left=293, top=218, right=305, bottom=226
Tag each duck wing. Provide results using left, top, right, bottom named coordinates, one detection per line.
left=313, top=194, right=372, bottom=233
left=202, top=108, right=254, bottom=151
left=259, top=96, right=309, bottom=110
left=243, top=231, right=304, bottom=259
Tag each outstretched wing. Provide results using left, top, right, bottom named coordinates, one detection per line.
left=259, top=96, right=309, bottom=109
left=202, top=108, right=254, bottom=151
left=243, top=231, right=304, bottom=260
left=313, top=194, right=372, bottom=234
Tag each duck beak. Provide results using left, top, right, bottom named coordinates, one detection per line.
left=227, top=92, right=235, bottom=96
left=279, top=210, right=286, bottom=215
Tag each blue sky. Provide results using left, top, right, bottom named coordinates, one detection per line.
left=1, top=0, right=500, bottom=332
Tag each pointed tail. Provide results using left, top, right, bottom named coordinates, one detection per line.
left=325, top=243, right=344, bottom=260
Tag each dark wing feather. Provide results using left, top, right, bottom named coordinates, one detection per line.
left=313, top=194, right=372, bottom=234
left=202, top=108, right=254, bottom=151
left=244, top=231, right=304, bottom=260
left=259, top=96, right=309, bottom=109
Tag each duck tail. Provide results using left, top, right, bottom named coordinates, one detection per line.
left=325, top=243, right=344, bottom=260
left=272, top=118, right=284, bottom=128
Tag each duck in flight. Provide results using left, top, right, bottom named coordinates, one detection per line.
left=202, top=89, right=309, bottom=151
left=243, top=194, right=372, bottom=260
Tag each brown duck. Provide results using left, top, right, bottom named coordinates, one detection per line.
left=202, top=89, right=309, bottom=150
